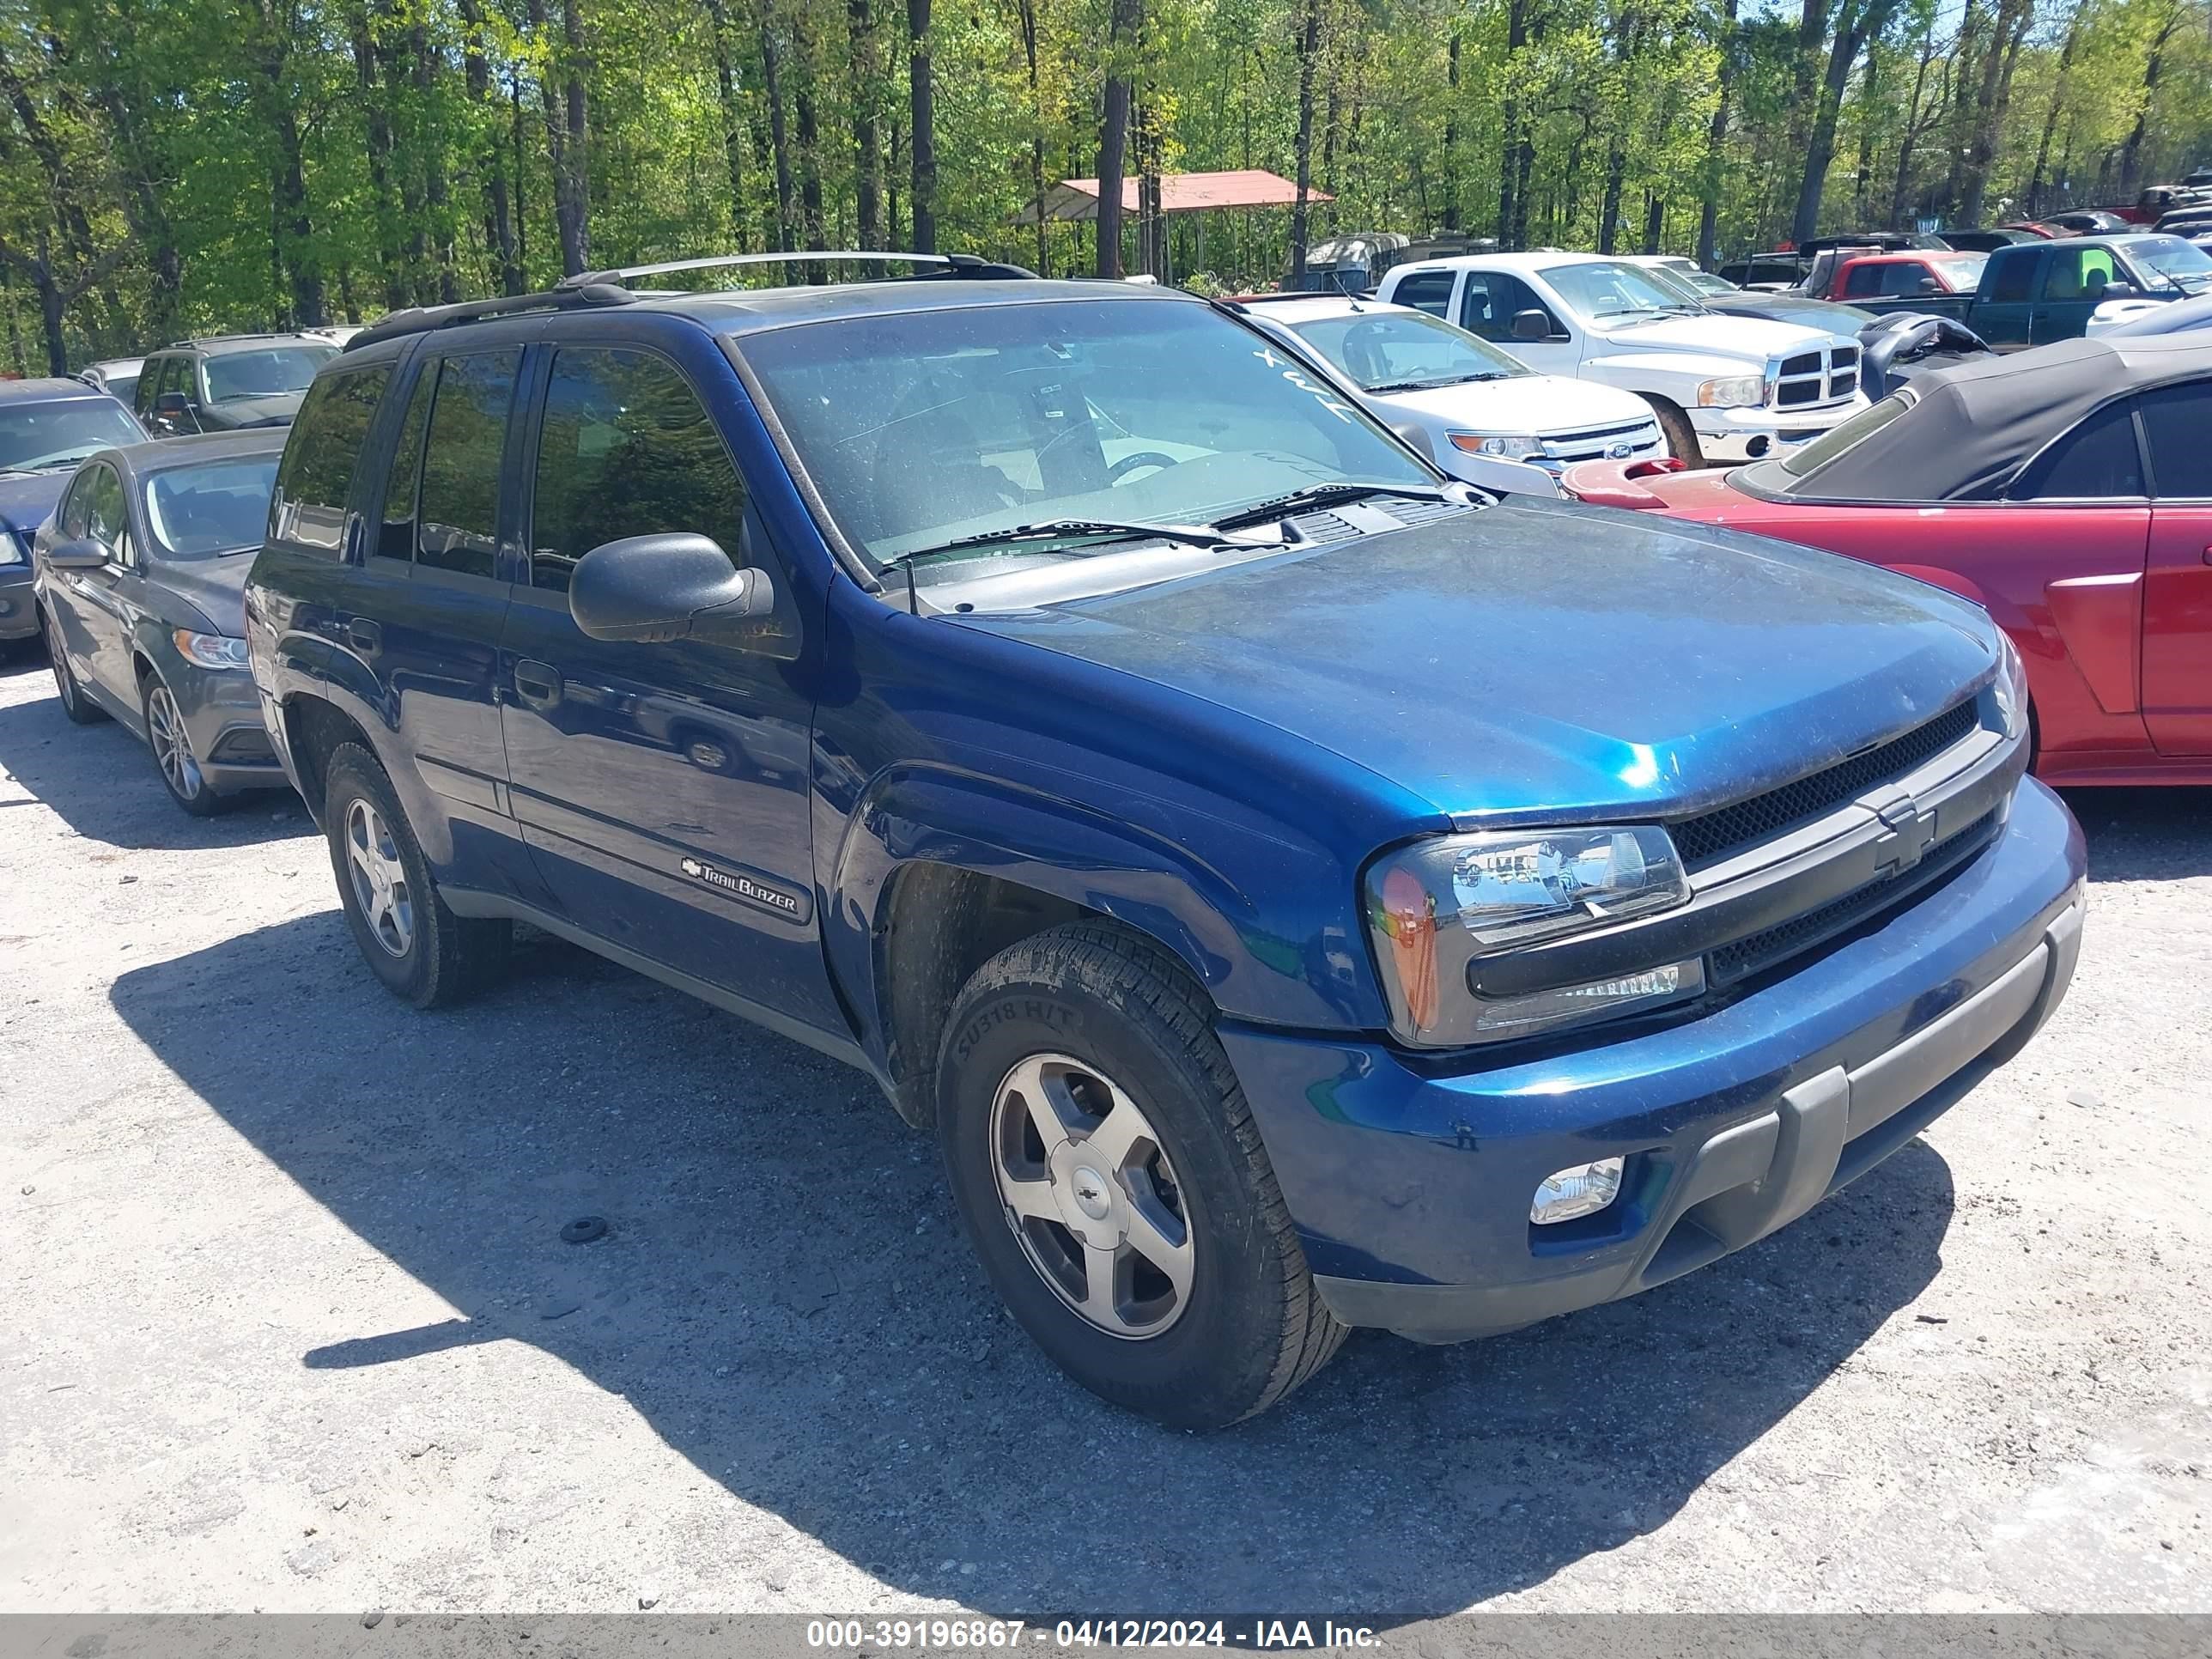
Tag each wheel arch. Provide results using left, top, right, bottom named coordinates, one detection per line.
left=281, top=691, right=378, bottom=828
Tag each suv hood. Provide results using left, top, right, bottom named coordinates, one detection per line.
left=200, top=394, right=302, bottom=429
left=963, top=496, right=1996, bottom=823
left=1370, top=374, right=1654, bottom=434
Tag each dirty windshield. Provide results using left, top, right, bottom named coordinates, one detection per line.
left=740, top=297, right=1432, bottom=569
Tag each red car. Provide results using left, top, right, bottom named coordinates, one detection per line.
left=1563, top=332, right=2212, bottom=786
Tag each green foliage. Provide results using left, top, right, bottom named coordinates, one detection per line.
left=0, top=0, right=2204, bottom=370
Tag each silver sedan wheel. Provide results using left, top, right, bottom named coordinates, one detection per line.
left=990, top=1052, right=1195, bottom=1340
left=343, top=797, right=415, bottom=958
left=145, top=684, right=203, bottom=801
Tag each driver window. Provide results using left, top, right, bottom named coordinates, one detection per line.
left=1459, top=273, right=1550, bottom=343
left=2008, top=402, right=2143, bottom=501
left=529, top=347, right=748, bottom=595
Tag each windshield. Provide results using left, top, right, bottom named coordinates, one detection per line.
left=201, top=345, right=337, bottom=403
left=1540, top=260, right=1704, bottom=321
left=0, top=400, right=142, bottom=472
left=1637, top=264, right=1714, bottom=306
left=1735, top=391, right=1915, bottom=496
left=1931, top=253, right=1989, bottom=290
left=1286, top=309, right=1528, bottom=391
left=143, top=456, right=281, bottom=560
left=740, top=298, right=1434, bottom=568
left=2131, top=237, right=2212, bottom=290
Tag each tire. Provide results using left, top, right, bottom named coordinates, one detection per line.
left=322, top=741, right=507, bottom=1008
left=142, top=673, right=228, bottom=817
left=1650, top=400, right=1705, bottom=469
left=936, top=921, right=1347, bottom=1428
left=43, top=608, right=106, bottom=725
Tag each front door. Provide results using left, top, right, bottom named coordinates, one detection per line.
left=2030, top=245, right=2119, bottom=346
left=1459, top=270, right=1577, bottom=375
left=495, top=337, right=834, bottom=1027
left=2139, top=380, right=2212, bottom=755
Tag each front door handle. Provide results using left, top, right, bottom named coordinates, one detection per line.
left=347, top=618, right=383, bottom=656
left=513, top=659, right=563, bottom=708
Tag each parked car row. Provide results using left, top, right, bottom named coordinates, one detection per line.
left=17, top=250, right=2178, bottom=1431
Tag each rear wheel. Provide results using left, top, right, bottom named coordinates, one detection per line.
left=936, top=922, right=1346, bottom=1428
left=323, top=741, right=507, bottom=1007
left=44, top=609, right=105, bottom=725
left=143, top=676, right=227, bottom=817
left=1650, top=400, right=1705, bottom=468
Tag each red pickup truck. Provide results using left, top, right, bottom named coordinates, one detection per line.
left=1808, top=250, right=1990, bottom=306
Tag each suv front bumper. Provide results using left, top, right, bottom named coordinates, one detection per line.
left=1691, top=398, right=1865, bottom=464
left=1218, top=777, right=2084, bottom=1343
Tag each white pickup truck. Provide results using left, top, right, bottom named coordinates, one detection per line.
left=1376, top=251, right=1869, bottom=465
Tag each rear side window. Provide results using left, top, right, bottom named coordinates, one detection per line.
left=416, top=350, right=520, bottom=580
left=1389, top=270, right=1455, bottom=319
left=2010, top=401, right=2144, bottom=500
left=1988, top=252, right=2038, bottom=304
left=527, top=347, right=745, bottom=594
left=272, top=368, right=392, bottom=555
left=2141, top=380, right=2212, bottom=497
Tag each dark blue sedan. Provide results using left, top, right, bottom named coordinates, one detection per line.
left=0, top=377, right=144, bottom=647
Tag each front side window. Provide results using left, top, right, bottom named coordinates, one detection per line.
left=82, top=464, right=127, bottom=550
left=203, top=344, right=339, bottom=404
left=1459, top=272, right=1553, bottom=341
left=2039, top=246, right=2118, bottom=302
left=144, top=458, right=282, bottom=560
left=0, top=399, right=143, bottom=473
left=416, top=351, right=520, bottom=579
left=2141, top=380, right=2212, bottom=496
left=1288, top=311, right=1527, bottom=392
left=2009, top=402, right=2143, bottom=501
left=272, top=367, right=392, bottom=555
left=529, top=347, right=746, bottom=593
left=740, top=298, right=1431, bottom=566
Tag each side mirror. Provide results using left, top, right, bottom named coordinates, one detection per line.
left=568, top=532, right=775, bottom=644
left=1510, top=308, right=1554, bottom=343
left=2100, top=282, right=2136, bottom=300
left=45, top=536, right=109, bottom=570
left=1432, top=447, right=1563, bottom=499
left=155, top=391, right=190, bottom=416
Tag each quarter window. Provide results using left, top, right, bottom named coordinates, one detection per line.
left=1988, top=252, right=2038, bottom=305
left=416, top=350, right=520, bottom=579
left=2141, top=380, right=2212, bottom=498
left=273, top=368, right=391, bottom=555
left=2009, top=401, right=2143, bottom=501
left=528, top=347, right=745, bottom=593
left=1389, top=270, right=1455, bottom=319
left=376, top=365, right=436, bottom=562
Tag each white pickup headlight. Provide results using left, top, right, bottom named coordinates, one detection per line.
left=1365, top=826, right=1696, bottom=1046
left=1696, top=375, right=1766, bottom=409
left=173, top=629, right=250, bottom=670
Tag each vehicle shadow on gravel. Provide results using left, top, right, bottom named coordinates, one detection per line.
left=113, top=912, right=1958, bottom=1622
left=0, top=672, right=307, bottom=849
left=2063, top=787, right=2212, bottom=882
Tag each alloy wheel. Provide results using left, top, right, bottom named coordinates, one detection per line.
left=145, top=684, right=203, bottom=802
left=989, top=1052, right=1195, bottom=1340
left=343, top=796, right=415, bottom=958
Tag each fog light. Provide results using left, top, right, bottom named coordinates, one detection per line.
left=1531, top=1157, right=1625, bottom=1224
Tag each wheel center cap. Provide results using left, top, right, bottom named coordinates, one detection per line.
left=1069, top=1166, right=1111, bottom=1222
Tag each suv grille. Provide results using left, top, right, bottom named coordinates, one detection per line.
left=1709, top=809, right=1999, bottom=985
left=1670, top=699, right=1982, bottom=870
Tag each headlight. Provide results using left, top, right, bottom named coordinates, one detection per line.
left=173, top=629, right=250, bottom=670
left=1696, top=375, right=1766, bottom=409
left=1449, top=433, right=1545, bottom=460
left=1992, top=631, right=2029, bottom=742
left=1364, top=826, right=1697, bottom=1047
left=0, top=530, right=27, bottom=566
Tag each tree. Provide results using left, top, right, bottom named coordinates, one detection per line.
left=1097, top=0, right=1140, bottom=277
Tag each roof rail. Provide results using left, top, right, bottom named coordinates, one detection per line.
left=344, top=283, right=639, bottom=351
left=558, top=250, right=1036, bottom=289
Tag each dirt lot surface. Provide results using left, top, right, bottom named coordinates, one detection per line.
left=3, top=646, right=2208, bottom=1622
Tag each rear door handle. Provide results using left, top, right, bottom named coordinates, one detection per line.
left=513, top=659, right=562, bottom=707
left=347, top=618, right=383, bottom=656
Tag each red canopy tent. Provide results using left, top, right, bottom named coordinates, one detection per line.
left=1010, top=168, right=1330, bottom=224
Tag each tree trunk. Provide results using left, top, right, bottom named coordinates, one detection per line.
left=1288, top=0, right=1322, bottom=282
left=849, top=0, right=883, bottom=249
left=1096, top=0, right=1141, bottom=277
left=792, top=8, right=825, bottom=257
left=1696, top=0, right=1739, bottom=267
left=1790, top=0, right=1899, bottom=248
left=2118, top=2, right=2184, bottom=196
left=702, top=0, right=751, bottom=252
left=2027, top=6, right=2087, bottom=218
left=1018, top=0, right=1048, bottom=272
left=759, top=8, right=796, bottom=252
left=907, top=0, right=936, bottom=253
left=1498, top=0, right=1535, bottom=248
left=1955, top=0, right=2032, bottom=228
left=1442, top=29, right=1460, bottom=232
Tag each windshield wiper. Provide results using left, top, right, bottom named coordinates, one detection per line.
left=1210, top=479, right=1452, bottom=531
left=1364, top=372, right=1510, bottom=392
left=899, top=516, right=1249, bottom=563
left=0, top=448, right=106, bottom=476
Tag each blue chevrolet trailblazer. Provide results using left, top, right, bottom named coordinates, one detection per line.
left=244, top=253, right=2085, bottom=1427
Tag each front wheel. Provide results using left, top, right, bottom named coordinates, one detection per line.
left=1650, top=400, right=1705, bottom=469
left=936, top=922, right=1346, bottom=1428
left=143, top=676, right=227, bottom=817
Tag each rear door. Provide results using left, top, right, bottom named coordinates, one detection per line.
left=496, top=332, right=834, bottom=1024
left=2139, top=378, right=2212, bottom=754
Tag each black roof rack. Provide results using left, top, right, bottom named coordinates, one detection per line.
left=345, top=283, right=640, bottom=351
left=559, top=249, right=1036, bottom=288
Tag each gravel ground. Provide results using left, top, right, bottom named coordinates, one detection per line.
left=2, top=643, right=2208, bottom=1622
